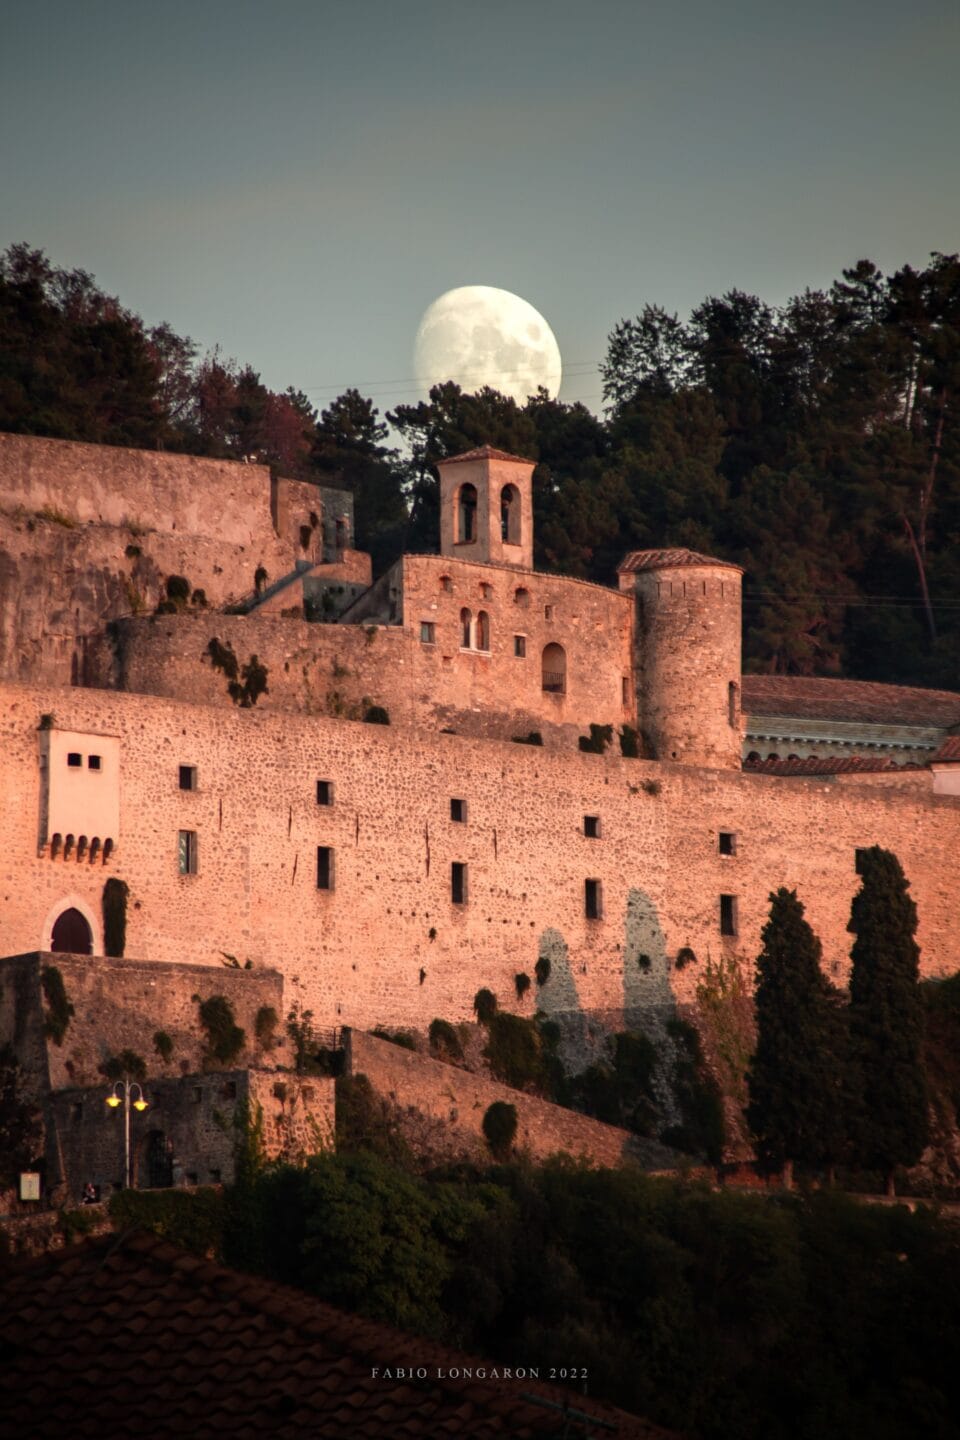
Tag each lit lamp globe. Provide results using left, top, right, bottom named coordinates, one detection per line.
left=414, top=286, right=562, bottom=405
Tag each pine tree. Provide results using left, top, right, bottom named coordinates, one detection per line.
left=847, top=848, right=928, bottom=1194
left=747, top=888, right=846, bottom=1186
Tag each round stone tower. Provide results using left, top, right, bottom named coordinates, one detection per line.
left=618, top=549, right=743, bottom=769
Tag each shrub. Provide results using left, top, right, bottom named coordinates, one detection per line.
left=255, top=1005, right=279, bottom=1050
left=100, top=1049, right=147, bottom=1082
left=153, top=1030, right=174, bottom=1063
left=511, top=731, right=543, bottom=746
left=484, top=1012, right=546, bottom=1091
left=535, top=956, right=551, bottom=987
left=428, top=1018, right=463, bottom=1062
left=675, top=946, right=697, bottom=971
left=125, top=543, right=141, bottom=559
left=109, top=1187, right=224, bottom=1255
left=372, top=1026, right=418, bottom=1051
left=254, top=565, right=268, bottom=593
left=166, top=574, right=190, bottom=604
left=286, top=1003, right=317, bottom=1073
left=102, top=877, right=129, bottom=958
left=228, top=654, right=269, bottom=708
left=207, top=636, right=239, bottom=682
left=579, top=723, right=614, bottom=755
left=514, top=972, right=531, bottom=1001
left=619, top=724, right=641, bottom=758
left=191, top=588, right=207, bottom=608
left=473, top=988, right=498, bottom=1025
left=641, top=778, right=661, bottom=796
left=198, top=995, right=245, bottom=1066
left=41, top=966, right=74, bottom=1045
left=663, top=1017, right=725, bottom=1164
left=363, top=704, right=390, bottom=725
left=482, top=1101, right=518, bottom=1160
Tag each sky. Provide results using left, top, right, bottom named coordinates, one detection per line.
left=3, top=0, right=959, bottom=417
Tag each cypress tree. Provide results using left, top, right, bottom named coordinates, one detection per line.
left=747, top=887, right=846, bottom=1186
left=848, top=847, right=928, bottom=1194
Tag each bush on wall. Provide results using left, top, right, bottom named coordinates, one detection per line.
left=198, top=995, right=245, bottom=1066
left=482, top=1101, right=518, bottom=1160
left=102, top=877, right=129, bottom=958
left=41, top=966, right=74, bottom=1045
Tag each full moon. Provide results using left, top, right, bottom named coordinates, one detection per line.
left=414, top=286, right=562, bottom=404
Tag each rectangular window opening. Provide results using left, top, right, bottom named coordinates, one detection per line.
left=316, top=779, right=333, bottom=806
left=622, top=677, right=630, bottom=706
left=584, top=815, right=600, bottom=839
left=585, top=878, right=602, bottom=920
left=88, top=754, right=102, bottom=771
left=450, top=798, right=466, bottom=823
left=179, top=764, right=197, bottom=791
left=451, top=861, right=467, bottom=905
left=317, top=846, right=334, bottom=890
left=513, top=634, right=526, bottom=658
left=67, top=752, right=82, bottom=768
left=420, top=620, right=436, bottom=644
left=720, top=894, right=737, bottom=936
left=718, top=831, right=736, bottom=856
left=178, top=830, right=198, bottom=875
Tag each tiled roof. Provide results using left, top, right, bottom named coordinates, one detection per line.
left=0, top=1231, right=672, bottom=1440
left=617, top=549, right=742, bottom=574
left=742, top=675, right=960, bottom=729
left=934, top=735, right=960, bottom=762
left=743, top=755, right=904, bottom=776
left=439, top=445, right=535, bottom=466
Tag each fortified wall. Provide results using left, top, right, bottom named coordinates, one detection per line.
left=2, top=682, right=957, bottom=1040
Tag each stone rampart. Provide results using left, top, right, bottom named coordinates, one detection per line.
left=2, top=682, right=957, bottom=1038
left=346, top=1029, right=639, bottom=1168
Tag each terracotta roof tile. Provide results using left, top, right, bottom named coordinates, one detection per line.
left=0, top=1232, right=673, bottom=1439
left=743, top=755, right=903, bottom=776
left=618, top=548, right=742, bottom=574
left=934, top=736, right=960, bottom=762
left=439, top=445, right=535, bottom=466
left=742, top=675, right=960, bottom=728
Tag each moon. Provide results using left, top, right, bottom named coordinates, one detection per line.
left=414, top=286, right=562, bottom=404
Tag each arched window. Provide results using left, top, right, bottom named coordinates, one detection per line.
left=542, top=642, right=566, bottom=694
left=64, top=834, right=75, bottom=860
left=514, top=586, right=530, bottom=608
left=77, top=835, right=88, bottom=862
left=89, top=837, right=101, bottom=864
left=50, top=907, right=93, bottom=955
left=500, top=484, right=521, bottom=543
left=457, top=484, right=478, bottom=544
left=728, top=681, right=739, bottom=727
left=476, top=611, right=490, bottom=651
left=50, top=832, right=62, bottom=859
left=439, top=574, right=453, bottom=593
left=102, top=838, right=114, bottom=863
left=460, top=607, right=473, bottom=648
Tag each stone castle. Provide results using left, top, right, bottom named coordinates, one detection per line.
left=1, top=430, right=959, bottom=1194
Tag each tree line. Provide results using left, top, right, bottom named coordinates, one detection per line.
left=3, top=243, right=959, bottom=684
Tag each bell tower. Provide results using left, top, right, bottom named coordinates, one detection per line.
left=437, top=445, right=535, bottom=570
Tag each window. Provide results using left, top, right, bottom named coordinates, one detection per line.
left=514, top=586, right=530, bottom=608
left=718, top=831, right=736, bottom=856
left=476, top=610, right=490, bottom=651
left=316, top=780, right=333, bottom=806
left=460, top=607, right=473, bottom=648
left=720, top=894, right=737, bottom=936
left=728, top=681, right=739, bottom=727
left=451, top=861, right=467, bottom=905
left=67, top=753, right=82, bottom=768
left=420, top=621, right=436, bottom=644
left=622, top=676, right=630, bottom=706
left=440, top=574, right=453, bottom=593
left=501, top=483, right=521, bottom=543
left=514, top=634, right=526, bottom=658
left=457, top=483, right=478, bottom=543
left=178, top=830, right=198, bottom=875
left=542, top=642, right=566, bottom=694
left=450, top=798, right=466, bottom=822
left=584, top=815, right=600, bottom=838
left=88, top=754, right=101, bottom=771
left=179, top=765, right=197, bottom=791
left=544, top=604, right=553, bottom=620
left=480, top=581, right=493, bottom=600
left=317, top=846, right=334, bottom=890
left=585, top=879, right=603, bottom=920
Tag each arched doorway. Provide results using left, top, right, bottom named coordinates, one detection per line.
left=50, top=907, right=93, bottom=955
left=142, top=1130, right=173, bottom=1190
left=541, top=642, right=567, bottom=694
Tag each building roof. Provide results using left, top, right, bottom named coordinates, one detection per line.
left=742, top=676, right=960, bottom=729
left=617, top=549, right=742, bottom=575
left=439, top=445, right=535, bottom=466
left=743, top=755, right=907, bottom=776
left=934, top=735, right=960, bottom=763
left=0, top=1230, right=672, bottom=1440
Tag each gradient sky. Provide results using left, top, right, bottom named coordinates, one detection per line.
left=3, top=0, right=958, bottom=416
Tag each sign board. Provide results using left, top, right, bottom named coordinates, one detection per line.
left=19, top=1172, right=41, bottom=1202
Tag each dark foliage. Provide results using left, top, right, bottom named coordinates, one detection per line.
left=100, top=1049, right=147, bottom=1082
left=0, top=1044, right=41, bottom=1187
left=472, top=988, right=498, bottom=1025
left=41, top=965, right=74, bottom=1044
left=153, top=1030, right=174, bottom=1063
left=482, top=1101, right=518, bottom=1160
left=101, top=876, right=129, bottom=958
left=198, top=995, right=245, bottom=1065
left=362, top=704, right=390, bottom=725
left=578, top=723, right=614, bottom=754
left=428, top=1018, right=463, bottom=1062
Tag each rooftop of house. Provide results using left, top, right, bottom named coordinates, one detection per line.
left=741, top=675, right=960, bottom=730
left=439, top=445, right=535, bottom=466
left=742, top=755, right=912, bottom=776
left=0, top=1230, right=672, bottom=1440
left=617, top=548, right=743, bottom=574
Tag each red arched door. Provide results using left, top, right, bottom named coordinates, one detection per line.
left=50, top=908, right=93, bottom=955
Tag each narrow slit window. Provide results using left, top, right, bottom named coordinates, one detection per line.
left=728, top=681, right=739, bottom=727
left=718, top=831, right=736, bottom=856
left=178, top=830, right=198, bottom=875
left=317, top=846, right=334, bottom=890
left=585, top=879, right=602, bottom=920
left=514, top=634, right=526, bottom=658
left=316, top=780, right=333, bottom=806
left=451, top=861, right=467, bottom=905
left=179, top=765, right=197, bottom=791
left=420, top=621, right=436, bottom=644
left=450, top=798, right=466, bottom=823
left=720, top=894, right=737, bottom=936
left=584, top=815, right=600, bottom=839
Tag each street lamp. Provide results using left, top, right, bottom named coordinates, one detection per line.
left=105, top=1080, right=148, bottom=1189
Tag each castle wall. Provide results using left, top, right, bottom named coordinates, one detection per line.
left=346, top=1029, right=640, bottom=1168
left=2, top=683, right=957, bottom=1038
